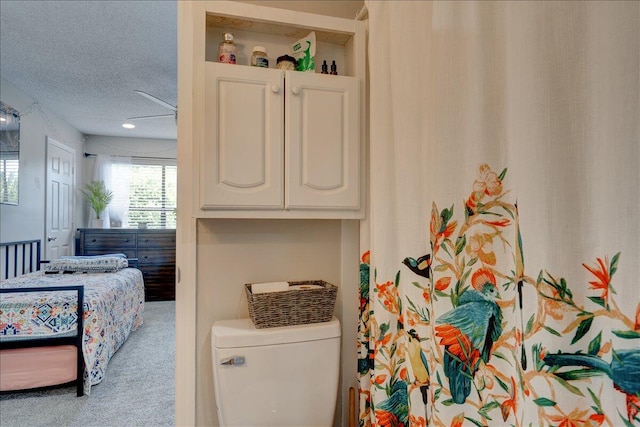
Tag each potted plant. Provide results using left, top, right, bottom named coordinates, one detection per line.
left=80, top=180, right=114, bottom=228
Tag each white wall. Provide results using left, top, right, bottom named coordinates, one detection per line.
left=0, top=77, right=85, bottom=244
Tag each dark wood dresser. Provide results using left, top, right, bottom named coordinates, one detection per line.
left=75, top=228, right=175, bottom=301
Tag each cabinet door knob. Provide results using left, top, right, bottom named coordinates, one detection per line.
left=271, top=85, right=280, bottom=94
left=291, top=86, right=300, bottom=95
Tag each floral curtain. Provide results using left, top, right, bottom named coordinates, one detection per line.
left=359, top=1, right=639, bottom=426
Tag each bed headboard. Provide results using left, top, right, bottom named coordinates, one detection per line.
left=0, top=239, right=42, bottom=280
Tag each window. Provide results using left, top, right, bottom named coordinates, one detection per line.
left=112, top=158, right=177, bottom=229
left=0, top=155, right=19, bottom=204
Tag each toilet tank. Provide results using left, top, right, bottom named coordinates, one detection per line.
left=211, top=318, right=341, bottom=427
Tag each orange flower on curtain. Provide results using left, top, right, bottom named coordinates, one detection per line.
left=358, top=163, right=638, bottom=426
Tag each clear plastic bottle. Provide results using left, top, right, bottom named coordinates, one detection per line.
left=218, top=32, right=237, bottom=64
left=251, top=46, right=269, bottom=68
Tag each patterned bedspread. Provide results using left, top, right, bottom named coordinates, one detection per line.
left=0, top=268, right=144, bottom=394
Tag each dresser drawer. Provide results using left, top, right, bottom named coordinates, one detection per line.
left=137, top=248, right=175, bottom=266
left=138, top=264, right=175, bottom=284
left=144, top=282, right=176, bottom=301
left=137, top=233, right=175, bottom=248
left=84, top=233, right=136, bottom=250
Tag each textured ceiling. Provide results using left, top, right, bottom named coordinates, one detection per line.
left=0, top=1, right=178, bottom=140
left=0, top=1, right=363, bottom=141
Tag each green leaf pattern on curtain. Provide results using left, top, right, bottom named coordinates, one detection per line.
left=358, top=164, right=639, bottom=427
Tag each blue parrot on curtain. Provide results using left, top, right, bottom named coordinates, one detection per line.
left=435, top=268, right=503, bottom=404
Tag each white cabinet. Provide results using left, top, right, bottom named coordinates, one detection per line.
left=202, top=63, right=284, bottom=209
left=285, top=70, right=360, bottom=210
left=185, top=0, right=366, bottom=219
left=201, top=63, right=359, bottom=212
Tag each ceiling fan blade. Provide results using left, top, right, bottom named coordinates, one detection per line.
left=134, top=90, right=177, bottom=111
left=127, top=113, right=176, bottom=121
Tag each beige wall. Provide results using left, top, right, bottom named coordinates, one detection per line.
left=194, top=219, right=359, bottom=426
left=238, top=1, right=364, bottom=19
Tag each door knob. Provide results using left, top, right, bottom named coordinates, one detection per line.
left=47, top=236, right=57, bottom=241
left=291, top=86, right=300, bottom=95
left=271, top=85, right=280, bottom=94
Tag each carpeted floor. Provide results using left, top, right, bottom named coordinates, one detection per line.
left=0, top=300, right=175, bottom=427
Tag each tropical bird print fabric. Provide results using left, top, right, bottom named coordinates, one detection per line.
left=357, top=163, right=640, bottom=426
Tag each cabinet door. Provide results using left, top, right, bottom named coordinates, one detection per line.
left=285, top=71, right=360, bottom=210
left=202, top=63, right=284, bottom=209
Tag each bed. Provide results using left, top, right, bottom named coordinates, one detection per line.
left=0, top=243, right=144, bottom=396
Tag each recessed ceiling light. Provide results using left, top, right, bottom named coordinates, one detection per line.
left=122, top=123, right=135, bottom=129
left=0, top=117, right=6, bottom=122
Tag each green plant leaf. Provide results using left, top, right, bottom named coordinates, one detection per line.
left=609, top=252, right=620, bottom=276
left=465, top=417, right=486, bottom=427
left=534, top=397, right=556, bottom=407
left=495, top=375, right=509, bottom=393
left=571, top=316, right=594, bottom=345
left=587, top=388, right=602, bottom=412
left=478, top=401, right=501, bottom=420
left=612, top=330, right=640, bottom=339
left=525, top=314, right=535, bottom=335
left=555, top=369, right=602, bottom=381
left=555, top=377, right=585, bottom=397
left=619, top=411, right=636, bottom=427
left=441, top=398, right=456, bottom=406
left=588, top=332, right=602, bottom=355
left=80, top=180, right=114, bottom=219
left=543, top=325, right=562, bottom=337
left=455, top=235, right=466, bottom=255
left=588, top=296, right=606, bottom=308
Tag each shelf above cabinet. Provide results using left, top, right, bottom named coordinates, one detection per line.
left=206, top=15, right=353, bottom=46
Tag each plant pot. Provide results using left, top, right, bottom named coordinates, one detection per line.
left=91, top=218, right=105, bottom=228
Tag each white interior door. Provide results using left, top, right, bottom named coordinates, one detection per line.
left=45, top=137, right=75, bottom=260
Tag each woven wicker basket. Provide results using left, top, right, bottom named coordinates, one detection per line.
left=245, top=280, right=337, bottom=329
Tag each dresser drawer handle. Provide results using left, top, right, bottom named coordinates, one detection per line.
left=91, top=238, right=97, bottom=242
left=124, top=238, right=129, bottom=242
left=144, top=239, right=149, bottom=243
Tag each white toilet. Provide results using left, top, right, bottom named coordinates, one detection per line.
left=211, top=317, right=341, bottom=427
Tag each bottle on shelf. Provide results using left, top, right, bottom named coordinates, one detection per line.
left=321, top=60, right=328, bottom=74
left=219, top=32, right=237, bottom=64
left=330, top=60, right=338, bottom=75
left=251, top=46, right=269, bottom=68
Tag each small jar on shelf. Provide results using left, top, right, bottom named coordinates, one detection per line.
left=251, top=46, right=269, bottom=68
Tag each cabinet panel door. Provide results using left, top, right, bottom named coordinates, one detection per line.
left=202, top=63, right=284, bottom=209
left=285, top=72, right=360, bottom=210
